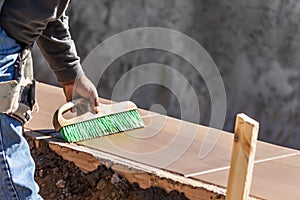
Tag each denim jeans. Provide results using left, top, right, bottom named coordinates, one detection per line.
left=0, top=26, right=42, bottom=200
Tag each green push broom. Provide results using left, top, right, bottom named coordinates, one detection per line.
left=52, top=98, right=144, bottom=142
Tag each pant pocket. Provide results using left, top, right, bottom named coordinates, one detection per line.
left=0, top=73, right=13, bottom=82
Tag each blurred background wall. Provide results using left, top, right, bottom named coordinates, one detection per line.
left=32, top=0, right=300, bottom=149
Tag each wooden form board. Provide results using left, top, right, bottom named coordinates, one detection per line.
left=26, top=82, right=300, bottom=200
left=226, top=114, right=259, bottom=200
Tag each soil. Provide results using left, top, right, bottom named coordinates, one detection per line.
left=26, top=137, right=188, bottom=200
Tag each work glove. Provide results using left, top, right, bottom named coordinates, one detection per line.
left=62, top=75, right=100, bottom=113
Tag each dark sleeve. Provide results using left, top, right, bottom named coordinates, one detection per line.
left=37, top=14, right=84, bottom=83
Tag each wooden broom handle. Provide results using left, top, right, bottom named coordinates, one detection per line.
left=52, top=98, right=90, bottom=131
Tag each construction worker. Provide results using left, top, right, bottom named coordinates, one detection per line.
left=0, top=0, right=99, bottom=199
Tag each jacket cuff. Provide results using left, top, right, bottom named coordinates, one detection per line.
left=53, top=63, right=85, bottom=84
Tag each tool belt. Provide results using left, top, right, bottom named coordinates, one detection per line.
left=0, top=49, right=36, bottom=124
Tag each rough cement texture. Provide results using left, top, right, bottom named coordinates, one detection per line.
left=32, top=0, right=300, bottom=149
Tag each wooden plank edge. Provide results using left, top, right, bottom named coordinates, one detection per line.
left=226, top=113, right=259, bottom=200
left=25, top=130, right=226, bottom=200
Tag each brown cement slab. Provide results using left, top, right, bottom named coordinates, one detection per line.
left=26, top=83, right=300, bottom=200
left=27, top=83, right=297, bottom=175
left=167, top=131, right=296, bottom=177
left=26, top=83, right=66, bottom=129
left=79, top=113, right=296, bottom=177
left=194, top=153, right=300, bottom=200
left=179, top=137, right=297, bottom=177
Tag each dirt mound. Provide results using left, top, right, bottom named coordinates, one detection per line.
left=26, top=137, right=188, bottom=200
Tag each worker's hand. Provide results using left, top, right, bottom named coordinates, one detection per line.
left=62, top=75, right=100, bottom=113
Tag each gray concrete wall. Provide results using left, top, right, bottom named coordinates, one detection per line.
left=32, top=0, right=300, bottom=149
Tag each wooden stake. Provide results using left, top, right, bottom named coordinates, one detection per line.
left=226, top=113, right=259, bottom=200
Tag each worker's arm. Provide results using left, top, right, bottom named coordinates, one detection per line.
left=37, top=14, right=99, bottom=109
left=37, top=14, right=83, bottom=83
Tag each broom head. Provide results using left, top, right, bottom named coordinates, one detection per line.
left=53, top=98, right=144, bottom=142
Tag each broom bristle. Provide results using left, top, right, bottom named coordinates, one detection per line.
left=60, top=110, right=144, bottom=142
